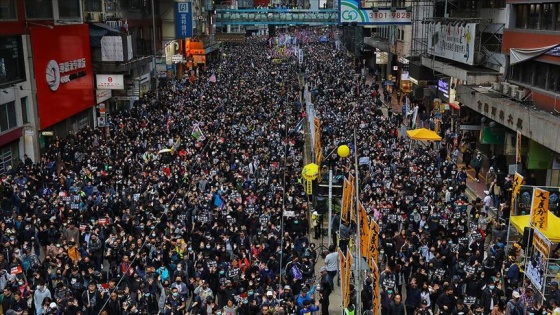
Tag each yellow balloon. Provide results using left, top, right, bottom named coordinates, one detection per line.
left=302, top=163, right=319, bottom=181
left=337, top=145, right=350, bottom=158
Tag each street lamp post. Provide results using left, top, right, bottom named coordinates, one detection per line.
left=151, top=0, right=159, bottom=100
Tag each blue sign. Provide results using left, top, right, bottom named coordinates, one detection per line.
left=175, top=2, right=193, bottom=39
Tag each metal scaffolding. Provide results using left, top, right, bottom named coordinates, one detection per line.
left=411, top=0, right=435, bottom=58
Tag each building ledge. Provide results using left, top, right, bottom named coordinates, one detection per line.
left=363, top=37, right=390, bottom=53
left=421, top=56, right=500, bottom=84
left=92, top=56, right=153, bottom=73
left=457, top=84, right=560, bottom=153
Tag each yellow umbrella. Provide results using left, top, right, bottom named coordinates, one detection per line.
left=302, top=163, right=319, bottom=181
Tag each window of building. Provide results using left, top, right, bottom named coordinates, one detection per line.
left=557, top=3, right=560, bottom=30
left=58, top=0, right=80, bottom=18
left=548, top=65, right=560, bottom=92
left=20, top=97, right=28, bottom=124
left=0, top=0, right=17, bottom=19
left=481, top=0, right=505, bottom=9
left=0, top=102, right=17, bottom=132
left=0, top=143, right=18, bottom=176
left=25, top=0, right=53, bottom=19
left=542, top=3, right=555, bottom=30
left=0, top=36, right=26, bottom=87
left=528, top=4, right=540, bottom=29
left=535, top=62, right=548, bottom=89
left=515, top=4, right=528, bottom=29
left=521, top=60, right=534, bottom=85
left=84, top=0, right=102, bottom=12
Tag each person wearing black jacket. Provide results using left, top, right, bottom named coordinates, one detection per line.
left=405, top=278, right=421, bottom=315
left=391, top=294, right=406, bottom=315
left=318, top=267, right=332, bottom=315
left=436, top=286, right=456, bottom=315
left=480, top=279, right=504, bottom=315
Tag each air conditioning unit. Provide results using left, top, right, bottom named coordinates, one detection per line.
left=86, top=12, right=101, bottom=22
left=502, top=82, right=510, bottom=95
left=492, top=82, right=501, bottom=91
left=509, top=85, right=519, bottom=98
left=517, top=89, right=526, bottom=101
left=106, top=20, right=123, bottom=28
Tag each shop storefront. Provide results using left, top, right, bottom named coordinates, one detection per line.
left=30, top=24, right=96, bottom=140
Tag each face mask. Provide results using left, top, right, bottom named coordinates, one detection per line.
left=37, top=285, right=43, bottom=290
left=489, top=286, right=495, bottom=290
left=188, top=248, right=192, bottom=251
left=173, top=292, right=178, bottom=297
left=25, top=227, right=30, bottom=230
left=145, top=292, right=150, bottom=296
left=177, top=267, right=182, bottom=270
left=176, top=280, right=182, bottom=284
left=219, top=271, right=225, bottom=275
left=18, top=281, right=23, bottom=285
left=248, top=291, right=254, bottom=295
left=206, top=245, right=211, bottom=249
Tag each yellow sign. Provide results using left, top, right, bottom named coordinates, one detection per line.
left=306, top=179, right=312, bottom=195
left=531, top=188, right=549, bottom=231
left=367, top=220, right=379, bottom=270
left=359, top=201, right=370, bottom=258
left=341, top=178, right=352, bottom=222
left=345, top=248, right=352, bottom=309
left=349, top=174, right=356, bottom=223
left=338, top=249, right=349, bottom=309
left=511, top=172, right=524, bottom=209
left=533, top=229, right=550, bottom=258
left=372, top=263, right=380, bottom=315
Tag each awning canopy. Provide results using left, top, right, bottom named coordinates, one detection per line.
left=510, top=214, right=560, bottom=243
left=510, top=44, right=560, bottom=65
left=406, top=128, right=442, bottom=141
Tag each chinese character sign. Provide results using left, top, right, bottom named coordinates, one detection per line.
left=175, top=2, right=193, bottom=39
left=525, top=228, right=551, bottom=292
left=367, top=220, right=379, bottom=270
left=531, top=188, right=549, bottom=231
left=512, top=172, right=524, bottom=211
left=341, top=178, right=352, bottom=222
left=359, top=201, right=370, bottom=258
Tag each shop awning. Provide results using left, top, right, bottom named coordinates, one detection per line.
left=510, top=44, right=560, bottom=65
left=449, top=102, right=460, bottom=110
left=510, top=214, right=560, bottom=243
left=406, top=128, right=442, bottom=141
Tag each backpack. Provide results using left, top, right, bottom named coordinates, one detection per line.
left=508, top=300, right=523, bottom=315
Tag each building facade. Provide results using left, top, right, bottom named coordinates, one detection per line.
left=0, top=0, right=163, bottom=171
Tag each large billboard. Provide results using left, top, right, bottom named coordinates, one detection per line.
left=30, top=25, right=95, bottom=129
left=427, top=22, right=476, bottom=65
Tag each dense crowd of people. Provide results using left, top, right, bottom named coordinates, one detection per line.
left=0, top=27, right=544, bottom=315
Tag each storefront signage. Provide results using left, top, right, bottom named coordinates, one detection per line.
left=112, top=96, right=140, bottom=101
left=175, top=2, right=193, bottom=39
left=96, top=89, right=112, bottom=103
left=30, top=25, right=95, bottom=129
left=438, top=78, right=450, bottom=102
left=101, top=36, right=133, bottom=62
left=339, top=0, right=412, bottom=25
left=172, top=54, right=184, bottom=63
left=427, top=22, right=477, bottom=65
left=96, top=74, right=125, bottom=90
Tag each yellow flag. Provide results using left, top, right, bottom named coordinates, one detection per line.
left=349, top=174, right=356, bottom=223
left=367, top=220, right=380, bottom=270
left=338, top=248, right=348, bottom=308
left=359, top=201, right=370, bottom=258
left=372, top=263, right=380, bottom=315
left=345, top=248, right=353, bottom=309
left=511, top=172, right=524, bottom=209
left=341, top=178, right=352, bottom=222
left=531, top=188, right=549, bottom=231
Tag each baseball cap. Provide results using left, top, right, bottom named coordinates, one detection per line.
left=512, top=291, right=520, bottom=298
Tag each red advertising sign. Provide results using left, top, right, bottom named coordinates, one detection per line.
left=30, top=25, right=95, bottom=129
